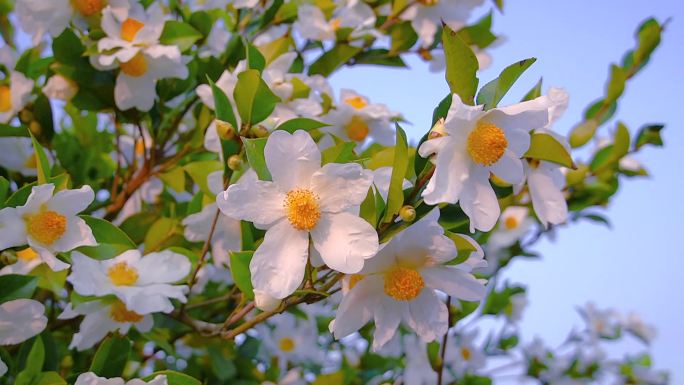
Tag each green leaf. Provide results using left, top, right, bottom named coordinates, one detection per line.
left=229, top=251, right=254, bottom=299
left=569, top=119, right=598, bottom=148
left=634, top=18, right=662, bottom=66
left=80, top=216, right=136, bottom=247
left=589, top=145, right=613, bottom=173
left=35, top=372, right=67, bottom=385
left=612, top=122, right=631, bottom=159
left=243, top=137, right=271, bottom=180
left=524, top=132, right=575, bottom=168
left=159, top=167, right=185, bottom=193
left=442, top=24, right=479, bottom=105
left=30, top=132, right=51, bottom=184
left=389, top=22, right=418, bottom=55
left=308, top=44, right=362, bottom=77
left=246, top=42, right=266, bottom=72
left=257, top=37, right=292, bottom=66
left=0, top=274, right=39, bottom=303
left=445, top=231, right=478, bottom=265
left=321, top=141, right=355, bottom=164
left=634, top=124, right=664, bottom=150
left=159, top=21, right=202, bottom=51
left=382, top=124, right=409, bottom=223
left=0, top=176, right=9, bottom=207
left=521, top=78, right=543, bottom=101
left=0, top=124, right=30, bottom=137
left=209, top=78, right=238, bottom=131
left=276, top=118, right=329, bottom=134
left=233, top=69, right=280, bottom=125
left=15, top=336, right=45, bottom=384
left=144, top=217, right=182, bottom=253
left=184, top=160, right=223, bottom=195
left=605, top=64, right=627, bottom=104
left=476, top=58, right=536, bottom=109
left=457, top=12, right=497, bottom=49
left=89, top=336, right=131, bottom=378
left=208, top=346, right=237, bottom=380
left=359, top=187, right=377, bottom=227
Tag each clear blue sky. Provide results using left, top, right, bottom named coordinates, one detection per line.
left=330, top=0, right=684, bottom=380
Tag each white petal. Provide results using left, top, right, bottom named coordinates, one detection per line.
left=406, top=289, right=448, bottom=343
left=310, top=163, right=373, bottom=212
left=68, top=252, right=112, bottom=296
left=421, top=266, right=486, bottom=301
left=421, top=140, right=470, bottom=205
left=485, top=100, right=549, bottom=133
left=0, top=299, right=47, bottom=345
left=265, top=130, right=321, bottom=191
left=47, top=186, right=94, bottom=216
left=250, top=220, right=309, bottom=299
left=254, top=289, right=281, bottom=311
left=311, top=212, right=378, bottom=274
left=0, top=207, right=27, bottom=250
left=489, top=150, right=524, bottom=185
left=0, top=357, right=6, bottom=377
left=504, top=127, right=531, bottom=156
left=372, top=297, right=404, bottom=350
left=74, top=372, right=125, bottom=385
left=70, top=308, right=118, bottom=351
left=393, top=209, right=456, bottom=265
left=216, top=180, right=284, bottom=229
left=459, top=168, right=500, bottom=232
left=528, top=164, right=568, bottom=228
left=443, top=93, right=485, bottom=132
left=18, top=184, right=55, bottom=216
left=51, top=216, right=97, bottom=253
left=133, top=250, right=192, bottom=284
left=115, top=74, right=156, bottom=111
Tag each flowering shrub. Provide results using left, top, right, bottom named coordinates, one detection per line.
left=0, top=0, right=670, bottom=384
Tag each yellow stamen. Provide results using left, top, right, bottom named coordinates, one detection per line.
left=461, top=347, right=472, bottom=361
left=120, top=18, right=144, bottom=42
left=345, top=115, right=370, bottom=142
left=25, top=209, right=67, bottom=245
left=348, top=274, right=365, bottom=290
left=278, top=337, right=296, bottom=352
left=284, top=189, right=321, bottom=231
left=71, top=0, right=105, bottom=16
left=344, top=96, right=368, bottom=110
left=504, top=216, right=519, bottom=230
left=120, top=51, right=148, bottom=77
left=330, top=18, right=342, bottom=31
left=16, top=248, right=39, bottom=261
left=383, top=266, right=424, bottom=301
left=0, top=86, right=11, bottom=113
left=467, top=121, right=508, bottom=166
left=107, top=262, right=139, bottom=286
left=23, top=154, right=37, bottom=169
left=109, top=300, right=144, bottom=323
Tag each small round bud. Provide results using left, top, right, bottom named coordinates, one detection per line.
left=227, top=154, right=242, bottom=171
left=19, top=109, right=33, bottom=124
left=418, top=47, right=433, bottom=61
left=251, top=125, right=269, bottom=138
left=29, top=121, right=42, bottom=136
left=214, top=119, right=235, bottom=140
left=428, top=118, right=446, bottom=139
left=399, top=205, right=416, bottom=222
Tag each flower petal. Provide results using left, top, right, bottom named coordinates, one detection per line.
left=0, top=207, right=27, bottom=250
left=133, top=250, right=192, bottom=284
left=528, top=162, right=568, bottom=228
left=460, top=168, right=499, bottom=232
left=406, top=289, right=448, bottom=343
left=216, top=180, right=284, bottom=230
left=265, top=130, right=321, bottom=191
left=52, top=216, right=97, bottom=253
left=372, top=297, right=405, bottom=350
left=422, top=266, right=486, bottom=301
left=0, top=299, right=47, bottom=345
left=47, top=186, right=94, bottom=216
left=332, top=275, right=382, bottom=339
left=310, top=163, right=373, bottom=212
left=489, top=150, right=524, bottom=185
left=311, top=212, right=379, bottom=274
left=421, top=140, right=470, bottom=205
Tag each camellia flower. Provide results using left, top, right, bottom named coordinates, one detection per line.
left=0, top=184, right=96, bottom=271
left=401, top=0, right=483, bottom=47
left=0, top=71, right=34, bottom=124
left=58, top=299, right=153, bottom=351
left=42, top=74, right=79, bottom=101
left=294, top=0, right=376, bottom=42
left=623, top=312, right=656, bottom=344
left=487, top=206, right=534, bottom=249
left=217, top=130, right=378, bottom=305
left=332, top=209, right=486, bottom=349
left=0, top=137, right=40, bottom=176
left=323, top=89, right=396, bottom=149
left=95, top=1, right=188, bottom=111
left=447, top=330, right=487, bottom=375
left=418, top=93, right=550, bottom=231
left=0, top=247, right=43, bottom=275
left=257, top=313, right=320, bottom=368
left=74, top=372, right=168, bottom=385
left=0, top=299, right=48, bottom=376
left=68, top=249, right=191, bottom=314
left=580, top=302, right=621, bottom=340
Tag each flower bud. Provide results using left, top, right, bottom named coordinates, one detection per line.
left=399, top=205, right=416, bottom=222
left=250, top=125, right=269, bottom=138
left=214, top=119, right=235, bottom=140
left=227, top=155, right=242, bottom=171
left=428, top=118, right=446, bottom=139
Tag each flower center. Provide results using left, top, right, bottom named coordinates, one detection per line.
left=417, top=0, right=439, bottom=5
left=109, top=300, right=144, bottom=323
left=345, top=115, right=370, bottom=142
left=121, top=18, right=145, bottom=42
left=284, top=189, right=321, bottom=231
left=17, top=247, right=39, bottom=261
left=461, top=347, right=472, bottom=361
left=25, top=209, right=67, bottom=245
left=120, top=52, right=148, bottom=77
left=504, top=216, right=519, bottom=230
left=278, top=337, right=296, bottom=352
left=344, top=96, right=368, bottom=110
left=383, top=266, right=424, bottom=301
left=108, top=262, right=139, bottom=286
left=330, top=18, right=342, bottom=31
left=0, top=86, right=11, bottom=113
left=71, top=0, right=105, bottom=16
left=348, top=274, right=365, bottom=290
left=467, top=121, right=508, bottom=166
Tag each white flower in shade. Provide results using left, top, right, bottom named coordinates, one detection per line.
left=401, top=0, right=483, bottom=47
left=199, top=21, right=232, bottom=58
left=42, top=75, right=78, bottom=101
left=623, top=312, right=656, bottom=344
left=74, top=372, right=168, bottom=385
left=418, top=93, right=550, bottom=231
left=183, top=170, right=249, bottom=266
left=0, top=247, right=43, bottom=275
left=505, top=292, right=528, bottom=324
left=217, top=130, right=378, bottom=305
left=579, top=303, right=621, bottom=340
left=95, top=1, right=188, bottom=111
left=0, top=71, right=34, bottom=124
left=370, top=166, right=412, bottom=202
left=262, top=369, right=306, bottom=385
left=323, top=89, right=396, bottom=149
left=294, top=1, right=376, bottom=42
left=0, top=184, right=96, bottom=271
left=257, top=313, right=319, bottom=368
left=113, top=177, right=163, bottom=225
left=0, top=298, right=47, bottom=376
left=447, top=330, right=486, bottom=375
left=515, top=88, right=571, bottom=228
left=58, top=299, right=153, bottom=351
left=0, top=137, right=39, bottom=176
left=488, top=206, right=534, bottom=249
left=402, top=334, right=435, bottom=385
left=68, top=249, right=191, bottom=314
left=332, top=209, right=486, bottom=350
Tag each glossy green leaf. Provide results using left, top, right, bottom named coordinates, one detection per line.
left=308, top=44, right=362, bottom=77
left=634, top=124, right=664, bottom=150
left=321, top=141, right=355, bottom=164
left=184, top=160, right=223, bottom=196
left=30, top=132, right=51, bottom=185
left=0, top=123, right=30, bottom=137
left=35, top=372, right=67, bottom=385
left=15, top=336, right=45, bottom=384
left=144, top=217, right=182, bottom=253
left=605, top=64, right=626, bottom=104
left=89, top=336, right=131, bottom=378
left=159, top=21, right=202, bottom=51
left=80, top=216, right=135, bottom=247
left=0, top=274, right=39, bottom=303
left=634, top=18, right=662, bottom=66
left=457, top=11, right=497, bottom=49
left=209, top=78, right=238, bottom=132
left=243, top=137, right=271, bottom=181
left=521, top=78, right=543, bottom=101
left=476, top=58, right=536, bottom=109
left=442, top=24, right=479, bottom=105
left=229, top=251, right=254, bottom=299
left=382, top=124, right=409, bottom=223
left=524, top=132, right=575, bottom=168
left=569, top=119, right=598, bottom=148
left=233, top=69, right=280, bottom=125
left=276, top=118, right=329, bottom=133
left=612, top=122, right=631, bottom=159
left=359, top=187, right=377, bottom=227
left=246, top=41, right=266, bottom=71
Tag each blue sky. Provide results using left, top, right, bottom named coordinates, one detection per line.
left=330, top=0, right=684, bottom=381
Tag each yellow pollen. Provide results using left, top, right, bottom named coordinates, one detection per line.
left=107, top=262, right=139, bottom=286
left=461, top=347, right=472, bottom=361
left=16, top=248, right=39, bottom=261
left=278, top=337, right=296, bottom=352
left=345, top=115, right=370, bottom=142
left=25, top=209, right=67, bottom=245
left=109, top=300, right=144, bottom=323
left=71, top=0, right=105, bottom=16
left=383, top=266, right=424, bottom=301
left=467, top=121, right=508, bottom=166
left=284, top=189, right=321, bottom=231
left=120, top=18, right=145, bottom=42
left=330, top=18, right=342, bottom=31
left=344, top=96, right=368, bottom=110
left=120, top=52, right=148, bottom=77
left=0, top=86, right=11, bottom=113
left=504, top=216, right=519, bottom=230
left=348, top=274, right=364, bottom=290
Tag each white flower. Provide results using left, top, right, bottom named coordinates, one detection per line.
left=0, top=71, right=34, bottom=123
left=447, top=330, right=486, bottom=375
left=199, top=20, right=232, bottom=58
left=42, top=75, right=78, bottom=101
left=370, top=166, right=413, bottom=202
left=332, top=209, right=486, bottom=350
left=74, top=372, right=168, bottom=385
left=0, top=184, right=96, bottom=271
left=68, top=249, right=191, bottom=314
left=58, top=299, right=153, bottom=351
left=418, top=93, right=550, bottom=231
left=0, top=137, right=40, bottom=176
left=113, top=177, right=163, bottom=225
left=323, top=89, right=396, bottom=149
left=95, top=1, right=188, bottom=111
left=579, top=302, right=621, bottom=339
left=401, top=0, right=483, bottom=47
left=0, top=247, right=43, bottom=275
left=294, top=1, right=376, bottom=42
left=488, top=206, right=534, bottom=249
left=217, top=130, right=378, bottom=304
left=623, top=312, right=656, bottom=344
left=257, top=313, right=320, bottom=368
left=505, top=292, right=528, bottom=324
left=402, top=334, right=435, bottom=385
left=0, top=298, right=47, bottom=375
